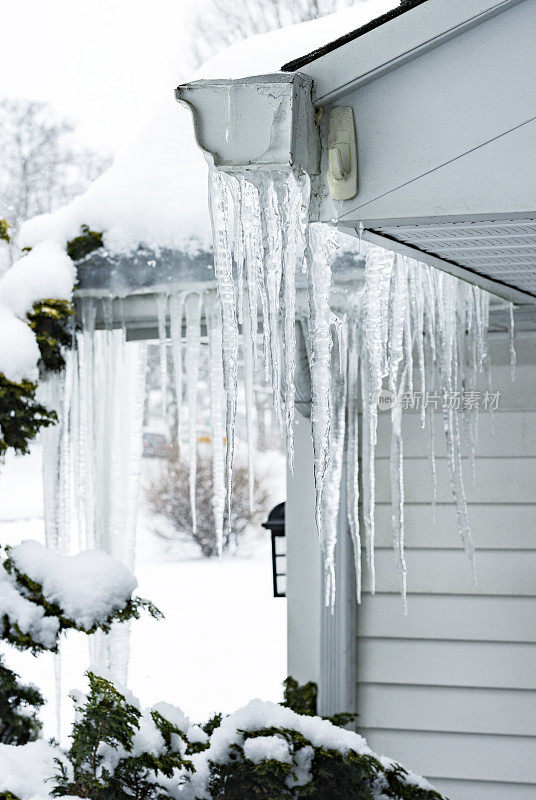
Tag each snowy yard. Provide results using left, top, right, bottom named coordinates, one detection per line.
left=0, top=445, right=286, bottom=740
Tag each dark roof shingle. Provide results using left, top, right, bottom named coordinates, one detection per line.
left=281, top=0, right=429, bottom=72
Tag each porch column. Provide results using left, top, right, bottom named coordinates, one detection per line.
left=287, top=414, right=357, bottom=718
left=318, top=456, right=357, bottom=719
left=286, top=414, right=322, bottom=687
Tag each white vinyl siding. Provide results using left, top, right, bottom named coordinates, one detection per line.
left=355, top=336, right=536, bottom=800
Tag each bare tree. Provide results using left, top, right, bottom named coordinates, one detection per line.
left=146, top=447, right=269, bottom=557
left=0, top=98, right=110, bottom=259
left=190, top=0, right=355, bottom=67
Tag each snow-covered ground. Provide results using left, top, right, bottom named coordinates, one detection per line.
left=0, top=445, right=286, bottom=740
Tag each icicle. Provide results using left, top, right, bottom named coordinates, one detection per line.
left=39, top=361, right=72, bottom=742
left=408, top=260, right=425, bottom=426
left=156, top=293, right=169, bottom=424
left=361, top=245, right=394, bottom=589
left=509, top=301, right=517, bottom=382
left=202, top=158, right=496, bottom=605
left=360, top=353, right=375, bottom=592
left=54, top=653, right=62, bottom=741
left=239, top=176, right=271, bottom=384
left=169, top=294, right=185, bottom=447
left=388, top=253, right=408, bottom=392
left=229, top=178, right=245, bottom=325
left=305, top=222, right=338, bottom=540
left=390, top=369, right=408, bottom=612
left=72, top=307, right=147, bottom=684
left=279, top=172, right=308, bottom=472
left=205, top=291, right=226, bottom=556
left=77, top=298, right=97, bottom=549
left=261, top=174, right=284, bottom=422
left=185, top=292, right=202, bottom=534
left=39, top=370, right=66, bottom=550
left=321, top=320, right=348, bottom=609
left=208, top=169, right=239, bottom=520
left=403, top=277, right=414, bottom=399
left=435, top=272, right=475, bottom=573
left=346, top=312, right=362, bottom=603
left=242, top=288, right=256, bottom=511
left=241, top=178, right=262, bottom=370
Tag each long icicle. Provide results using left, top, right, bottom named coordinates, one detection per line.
left=208, top=169, right=239, bottom=521
left=185, top=292, right=202, bottom=534
left=261, top=174, right=284, bottom=424
left=346, top=309, right=362, bottom=603
left=205, top=291, right=226, bottom=556
left=169, top=293, right=185, bottom=448
left=321, top=316, right=348, bottom=609
left=509, top=301, right=517, bottom=382
left=279, top=172, right=308, bottom=471
left=305, top=222, right=338, bottom=542
left=362, top=245, right=394, bottom=591
left=242, top=287, right=256, bottom=511
left=390, top=361, right=409, bottom=612
left=156, top=293, right=169, bottom=425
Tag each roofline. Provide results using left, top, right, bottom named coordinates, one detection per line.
left=281, top=0, right=428, bottom=73
left=281, top=0, right=526, bottom=104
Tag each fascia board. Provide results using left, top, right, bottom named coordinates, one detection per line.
left=304, top=0, right=526, bottom=104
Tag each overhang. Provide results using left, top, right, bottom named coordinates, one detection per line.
left=292, top=0, right=536, bottom=305
left=177, top=0, right=536, bottom=307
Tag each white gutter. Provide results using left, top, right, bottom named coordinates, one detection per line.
left=175, top=73, right=319, bottom=175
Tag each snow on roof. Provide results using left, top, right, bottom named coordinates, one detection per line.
left=1, top=4, right=388, bottom=381
left=19, top=0, right=398, bottom=257
left=196, top=0, right=398, bottom=80
left=20, top=102, right=212, bottom=256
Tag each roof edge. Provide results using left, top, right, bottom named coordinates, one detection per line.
left=280, top=0, right=428, bottom=73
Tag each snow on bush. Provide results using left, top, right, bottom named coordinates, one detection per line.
left=0, top=673, right=446, bottom=800
left=0, top=309, right=41, bottom=383
left=0, top=739, right=59, bottom=800
left=207, top=699, right=374, bottom=762
left=243, top=734, right=293, bottom=764
left=52, top=671, right=193, bottom=800
left=0, top=541, right=160, bottom=652
left=0, top=562, right=60, bottom=649
left=0, top=243, right=75, bottom=318
left=0, top=242, right=74, bottom=383
left=184, top=699, right=445, bottom=800
left=8, top=541, right=137, bottom=630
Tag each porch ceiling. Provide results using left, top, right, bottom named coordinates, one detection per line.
left=366, top=218, right=536, bottom=303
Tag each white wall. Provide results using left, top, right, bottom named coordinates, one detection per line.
left=286, top=334, right=536, bottom=799
left=356, top=335, right=536, bottom=800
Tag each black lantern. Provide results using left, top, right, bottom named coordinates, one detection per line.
left=262, top=502, right=286, bottom=598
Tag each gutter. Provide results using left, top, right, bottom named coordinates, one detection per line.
left=175, top=72, right=319, bottom=175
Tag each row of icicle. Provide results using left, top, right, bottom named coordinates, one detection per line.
left=42, top=287, right=264, bottom=582
left=207, top=165, right=513, bottom=610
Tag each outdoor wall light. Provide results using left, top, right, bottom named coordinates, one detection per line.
left=262, top=502, right=286, bottom=598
